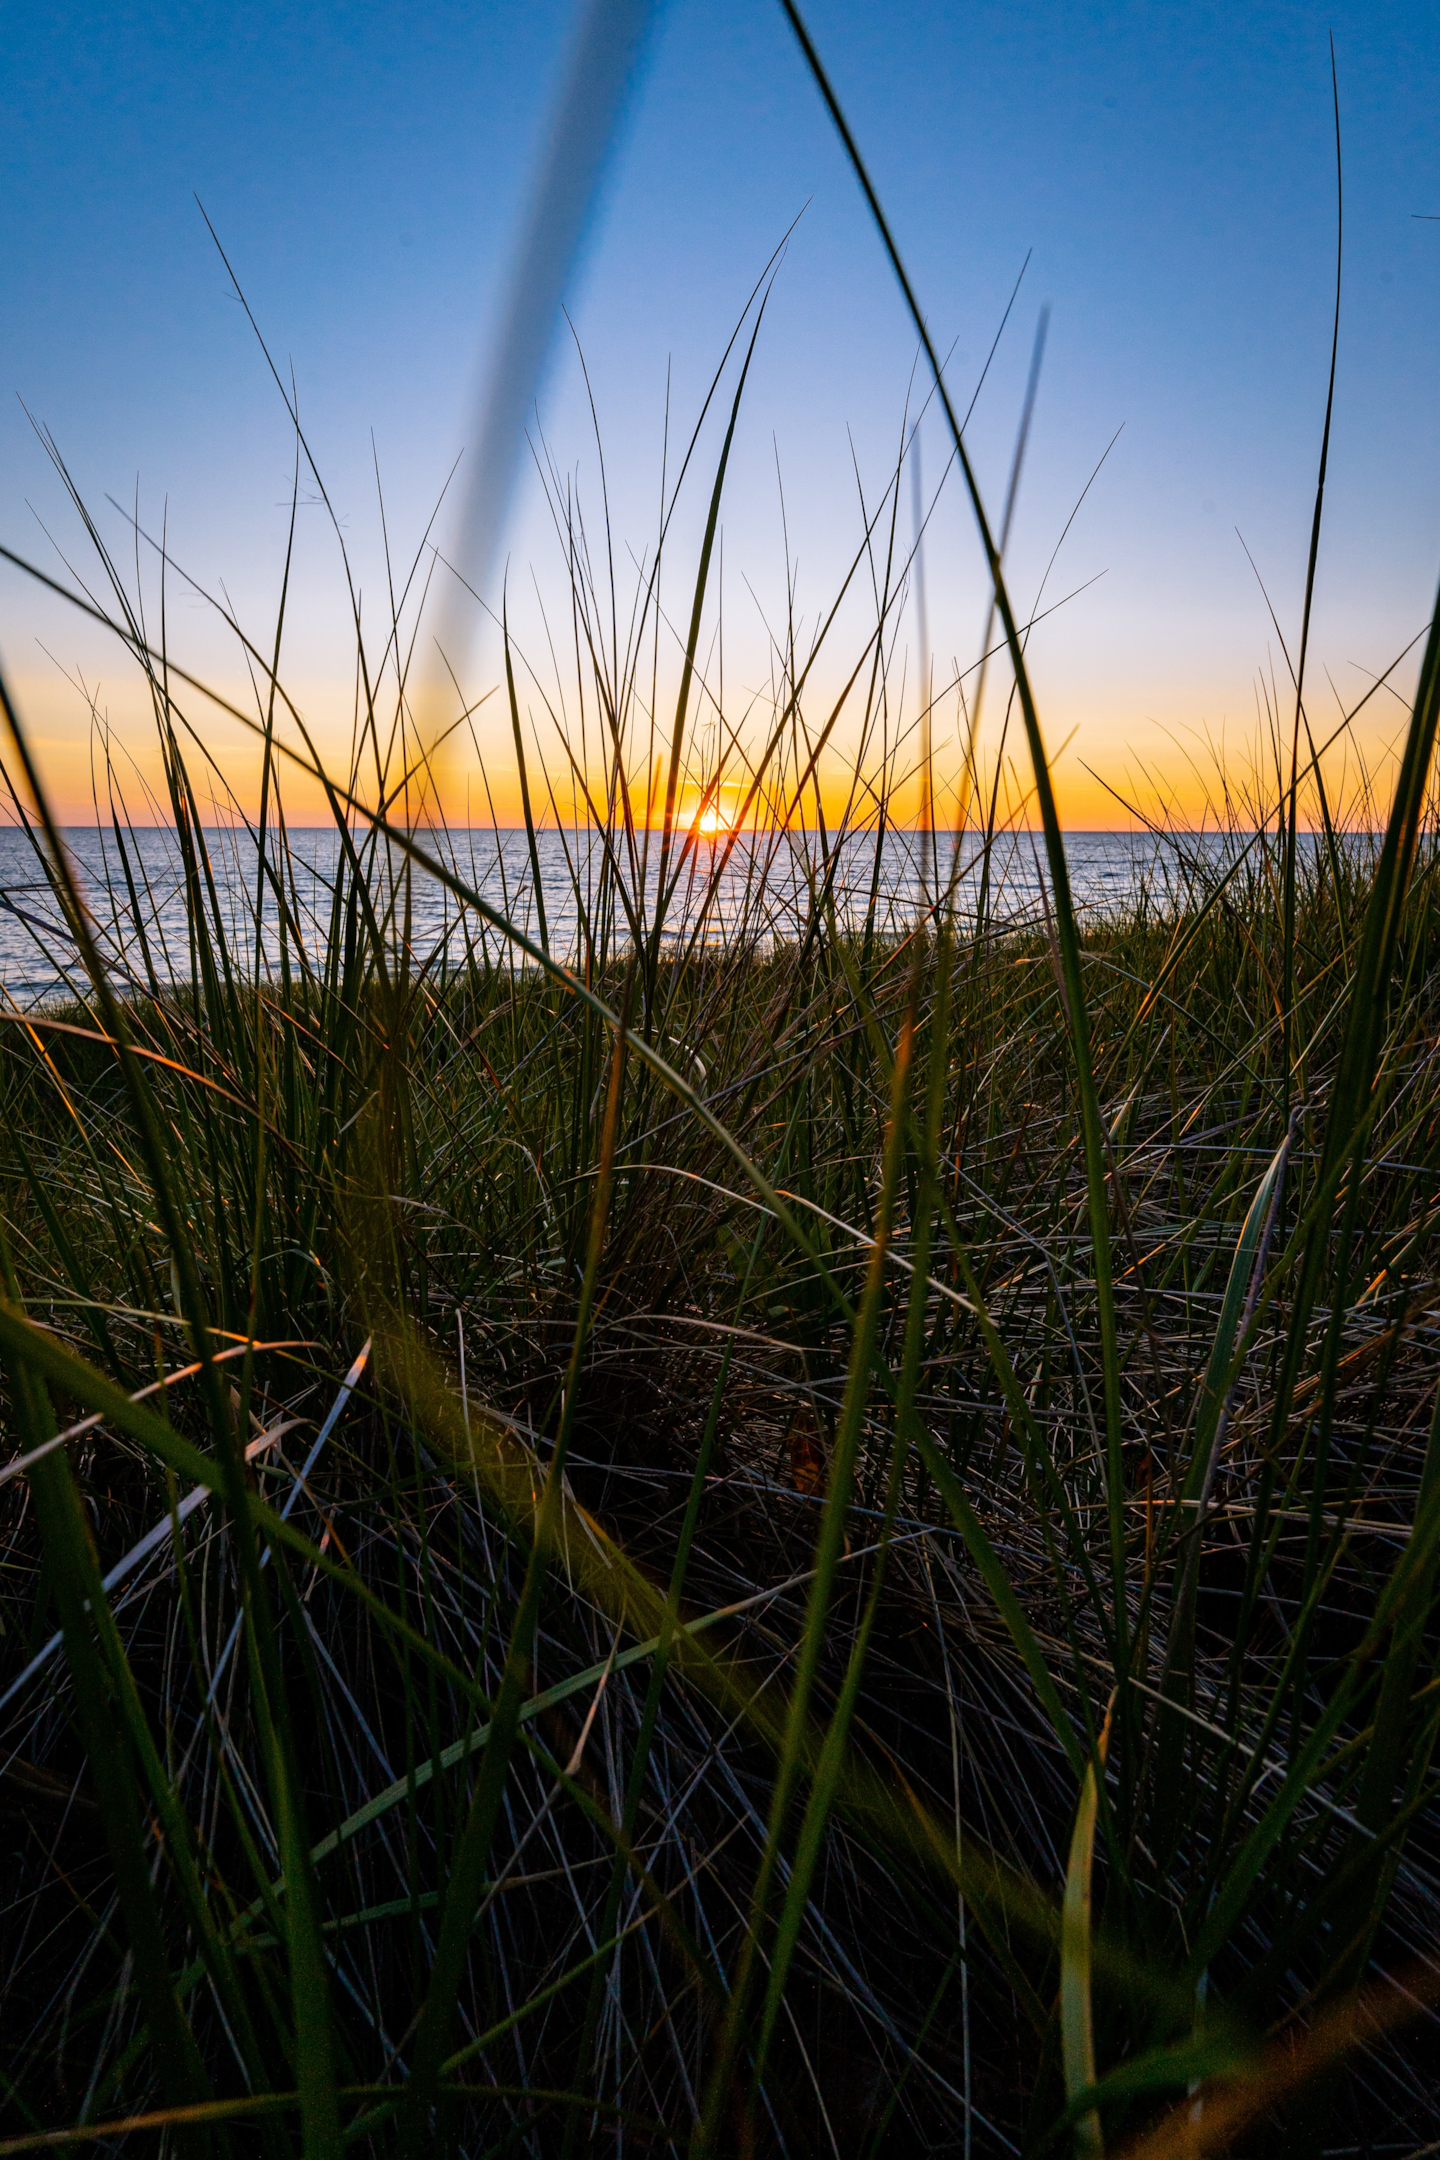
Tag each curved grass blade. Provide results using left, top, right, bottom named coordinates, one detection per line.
left=776, top=0, right=1128, bottom=1664
left=1061, top=1696, right=1114, bottom=2158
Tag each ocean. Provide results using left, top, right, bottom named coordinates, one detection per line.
left=0, top=823, right=1232, bottom=1003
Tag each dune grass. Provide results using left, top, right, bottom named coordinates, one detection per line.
left=4, top=15, right=1440, bottom=2156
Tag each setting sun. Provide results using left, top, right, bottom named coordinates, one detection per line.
left=689, top=790, right=737, bottom=838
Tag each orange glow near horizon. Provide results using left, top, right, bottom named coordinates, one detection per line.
left=687, top=788, right=740, bottom=839
left=5, top=664, right=1415, bottom=837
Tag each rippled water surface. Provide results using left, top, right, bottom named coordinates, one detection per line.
left=0, top=824, right=1230, bottom=1003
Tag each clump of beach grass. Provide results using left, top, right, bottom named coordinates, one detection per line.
left=2, top=16, right=1440, bottom=2157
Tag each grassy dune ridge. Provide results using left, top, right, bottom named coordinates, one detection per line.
left=3, top=22, right=1440, bottom=2153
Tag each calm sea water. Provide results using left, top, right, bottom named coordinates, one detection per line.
left=0, top=824, right=1224, bottom=1004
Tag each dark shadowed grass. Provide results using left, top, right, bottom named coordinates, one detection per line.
left=3, top=19, right=1440, bottom=2156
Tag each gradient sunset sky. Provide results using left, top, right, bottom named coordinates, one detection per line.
left=3, top=0, right=1439, bottom=827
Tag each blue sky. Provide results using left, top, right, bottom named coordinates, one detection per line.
left=2, top=0, right=1438, bottom=824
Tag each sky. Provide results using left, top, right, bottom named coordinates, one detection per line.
left=2, top=0, right=1439, bottom=828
